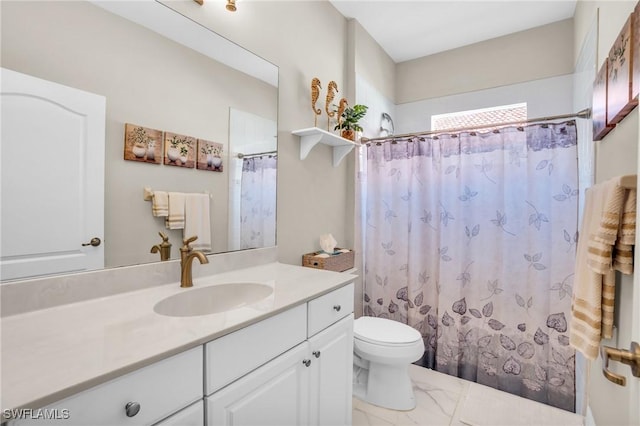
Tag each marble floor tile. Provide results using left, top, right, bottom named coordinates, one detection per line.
left=458, top=382, right=583, bottom=426
left=353, top=405, right=396, bottom=426
left=354, top=365, right=585, bottom=426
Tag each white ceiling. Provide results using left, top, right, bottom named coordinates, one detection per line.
left=329, top=0, right=577, bottom=63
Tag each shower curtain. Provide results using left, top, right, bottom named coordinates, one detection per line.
left=240, top=155, right=277, bottom=249
left=360, top=122, right=577, bottom=412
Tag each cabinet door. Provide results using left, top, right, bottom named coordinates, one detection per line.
left=308, top=315, right=354, bottom=426
left=206, top=343, right=310, bottom=426
left=154, top=401, right=204, bottom=426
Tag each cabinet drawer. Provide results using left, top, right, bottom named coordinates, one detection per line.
left=205, top=304, right=307, bottom=395
left=11, top=347, right=203, bottom=426
left=307, top=283, right=354, bottom=337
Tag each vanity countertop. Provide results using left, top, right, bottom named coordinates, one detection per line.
left=0, top=262, right=355, bottom=413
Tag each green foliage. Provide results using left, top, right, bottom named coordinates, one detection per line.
left=128, top=126, right=152, bottom=147
left=334, top=104, right=368, bottom=132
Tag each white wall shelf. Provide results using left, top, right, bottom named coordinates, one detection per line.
left=292, top=127, right=358, bottom=167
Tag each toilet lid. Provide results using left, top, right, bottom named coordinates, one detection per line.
left=354, top=317, right=422, bottom=345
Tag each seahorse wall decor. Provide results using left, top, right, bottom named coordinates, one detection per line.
left=311, top=78, right=322, bottom=127
left=336, top=98, right=348, bottom=128
left=325, top=81, right=338, bottom=131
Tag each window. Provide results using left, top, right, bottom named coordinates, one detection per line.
left=431, top=102, right=527, bottom=132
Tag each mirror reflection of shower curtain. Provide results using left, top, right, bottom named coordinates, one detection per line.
left=240, top=155, right=277, bottom=249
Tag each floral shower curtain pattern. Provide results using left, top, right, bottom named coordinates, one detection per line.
left=240, top=155, right=277, bottom=249
left=361, top=122, right=578, bottom=412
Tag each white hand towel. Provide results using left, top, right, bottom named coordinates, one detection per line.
left=166, top=192, right=185, bottom=229
left=152, top=191, right=169, bottom=217
left=184, top=193, right=211, bottom=251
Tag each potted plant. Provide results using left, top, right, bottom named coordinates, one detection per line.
left=167, top=135, right=192, bottom=164
left=334, top=104, right=368, bottom=141
left=201, top=144, right=222, bottom=168
left=128, top=126, right=152, bottom=158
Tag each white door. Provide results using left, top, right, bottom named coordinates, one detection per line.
left=592, top=145, right=640, bottom=426
left=631, top=270, right=640, bottom=426
left=1, top=68, right=105, bottom=280
left=207, top=343, right=310, bottom=426
left=308, top=315, right=354, bottom=426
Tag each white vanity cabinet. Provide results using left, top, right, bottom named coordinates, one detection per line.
left=206, top=342, right=311, bottom=425
left=6, top=280, right=354, bottom=426
left=307, top=283, right=354, bottom=426
left=308, top=315, right=354, bottom=426
left=10, top=347, right=203, bottom=426
left=206, top=283, right=354, bottom=426
left=154, top=401, right=204, bottom=426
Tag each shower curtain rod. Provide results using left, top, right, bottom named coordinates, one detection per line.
left=236, top=150, right=277, bottom=159
left=360, top=108, right=592, bottom=143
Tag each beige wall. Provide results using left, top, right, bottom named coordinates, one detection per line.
left=351, top=20, right=396, bottom=102
left=168, top=1, right=351, bottom=266
left=573, top=1, right=638, bottom=425
left=396, top=19, right=574, bottom=103
left=1, top=1, right=276, bottom=267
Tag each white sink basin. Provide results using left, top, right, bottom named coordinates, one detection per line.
left=154, top=283, right=274, bottom=317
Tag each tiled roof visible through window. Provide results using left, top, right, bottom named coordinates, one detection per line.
left=431, top=103, right=527, bottom=132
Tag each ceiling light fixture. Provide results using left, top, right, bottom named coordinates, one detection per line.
left=226, top=0, right=237, bottom=12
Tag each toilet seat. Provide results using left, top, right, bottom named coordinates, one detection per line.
left=354, top=316, right=422, bottom=346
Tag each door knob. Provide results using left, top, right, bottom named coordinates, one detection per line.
left=313, top=350, right=321, bottom=358
left=600, top=341, right=640, bottom=386
left=82, top=237, right=101, bottom=247
left=302, top=359, right=311, bottom=367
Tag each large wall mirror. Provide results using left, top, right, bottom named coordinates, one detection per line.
left=0, top=0, right=278, bottom=281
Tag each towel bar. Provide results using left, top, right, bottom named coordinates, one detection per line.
left=143, top=187, right=211, bottom=201
left=619, top=174, right=637, bottom=189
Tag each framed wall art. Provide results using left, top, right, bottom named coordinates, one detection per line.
left=164, top=132, right=196, bottom=168
left=197, top=139, right=224, bottom=172
left=607, top=14, right=636, bottom=125
left=123, top=123, right=163, bottom=164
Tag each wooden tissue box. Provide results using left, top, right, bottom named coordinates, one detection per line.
left=302, top=248, right=354, bottom=272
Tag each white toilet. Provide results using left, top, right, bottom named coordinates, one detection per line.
left=352, top=316, right=425, bottom=411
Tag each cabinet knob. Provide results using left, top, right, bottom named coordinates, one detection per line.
left=313, top=350, right=321, bottom=358
left=125, top=401, right=141, bottom=417
left=302, top=359, right=311, bottom=367
left=333, top=305, right=341, bottom=312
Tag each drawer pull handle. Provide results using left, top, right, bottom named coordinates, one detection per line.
left=302, top=359, right=311, bottom=367
left=125, top=401, right=141, bottom=417
left=333, top=305, right=341, bottom=312
left=313, top=350, right=321, bottom=358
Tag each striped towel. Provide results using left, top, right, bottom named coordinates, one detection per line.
left=151, top=191, right=168, bottom=217
left=166, top=192, right=185, bottom=229
left=571, top=177, right=637, bottom=359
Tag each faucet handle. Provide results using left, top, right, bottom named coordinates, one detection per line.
left=182, top=235, right=198, bottom=250
left=158, top=232, right=169, bottom=243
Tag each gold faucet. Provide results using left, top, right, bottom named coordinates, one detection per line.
left=180, top=235, right=209, bottom=288
left=150, top=232, right=172, bottom=261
